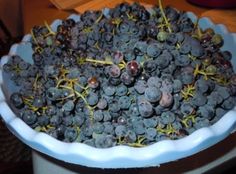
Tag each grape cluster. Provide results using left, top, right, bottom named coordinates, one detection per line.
left=4, top=1, right=236, bottom=148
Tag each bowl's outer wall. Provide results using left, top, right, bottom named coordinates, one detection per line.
left=0, top=10, right=236, bottom=168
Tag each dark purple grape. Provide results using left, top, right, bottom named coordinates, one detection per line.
left=134, top=80, right=147, bottom=94
left=97, top=98, right=108, bottom=110
left=147, top=25, right=159, bottom=39
left=73, top=115, right=84, bottom=126
left=144, top=87, right=162, bottom=103
left=10, top=92, right=24, bottom=109
left=145, top=128, right=157, bottom=141
left=108, top=65, right=121, bottom=78
left=180, top=102, right=194, bottom=115
left=143, top=60, right=157, bottom=73
left=125, top=130, right=137, bottom=143
left=62, top=100, right=75, bottom=112
left=138, top=99, right=153, bottom=118
left=146, top=43, right=161, bottom=58
left=108, top=99, right=120, bottom=113
left=198, top=105, right=215, bottom=120
left=50, top=115, right=62, bottom=127
left=87, top=92, right=99, bottom=106
left=64, top=127, right=78, bottom=142
left=134, top=41, right=148, bottom=56
left=160, top=111, right=175, bottom=124
left=119, top=22, right=130, bottom=33
left=115, top=125, right=127, bottom=137
left=38, top=115, right=50, bottom=126
left=116, top=84, right=128, bottom=96
left=62, top=115, right=73, bottom=126
left=118, top=96, right=131, bottom=109
left=120, top=71, right=134, bottom=85
left=108, top=77, right=121, bottom=86
left=33, top=96, right=45, bottom=108
left=22, top=110, right=37, bottom=125
left=46, top=87, right=61, bottom=101
left=221, top=50, right=232, bottom=61
left=92, top=122, right=104, bottom=134
left=191, top=93, right=207, bottom=107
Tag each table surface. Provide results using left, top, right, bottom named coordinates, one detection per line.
left=23, top=0, right=236, bottom=34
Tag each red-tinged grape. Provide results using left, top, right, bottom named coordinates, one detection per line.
left=159, top=92, right=173, bottom=108
left=178, top=129, right=189, bottom=136
left=214, top=57, right=232, bottom=69
left=88, top=76, right=99, bottom=88
left=126, top=60, right=140, bottom=77
left=222, top=60, right=232, bottom=69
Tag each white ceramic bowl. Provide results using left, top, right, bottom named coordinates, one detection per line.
left=0, top=10, right=236, bottom=168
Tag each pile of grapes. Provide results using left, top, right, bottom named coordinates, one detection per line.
left=3, top=1, right=236, bottom=148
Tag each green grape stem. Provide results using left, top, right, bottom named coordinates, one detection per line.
left=30, top=29, right=39, bottom=45
left=156, top=124, right=177, bottom=136
left=158, top=0, right=172, bottom=33
left=85, top=58, right=113, bottom=65
left=44, top=21, right=56, bottom=36
left=126, top=12, right=137, bottom=22
left=194, top=64, right=215, bottom=80
left=95, top=13, right=103, bottom=23
left=30, top=29, right=43, bottom=53
left=127, top=136, right=146, bottom=147
left=85, top=58, right=127, bottom=69
left=59, top=84, right=94, bottom=123
left=181, top=84, right=195, bottom=101
left=111, top=18, right=122, bottom=28
left=83, top=27, right=93, bottom=33
left=181, top=113, right=196, bottom=128
left=33, top=73, right=40, bottom=90
left=188, top=54, right=197, bottom=61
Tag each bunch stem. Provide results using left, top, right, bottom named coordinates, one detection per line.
left=158, top=0, right=172, bottom=33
